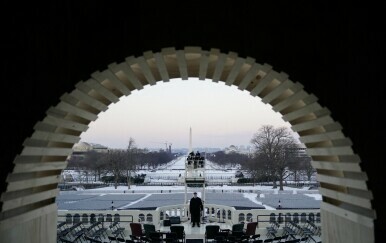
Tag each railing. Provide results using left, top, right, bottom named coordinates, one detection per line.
left=156, top=204, right=236, bottom=226
left=58, top=204, right=321, bottom=234
left=57, top=187, right=321, bottom=195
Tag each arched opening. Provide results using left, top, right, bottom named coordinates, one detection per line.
left=0, top=47, right=375, bottom=243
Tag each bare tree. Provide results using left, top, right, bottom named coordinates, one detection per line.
left=105, top=149, right=125, bottom=189
left=67, top=155, right=83, bottom=169
left=242, top=154, right=263, bottom=186
left=136, top=148, right=149, bottom=169
left=244, top=149, right=278, bottom=185
left=250, top=125, right=299, bottom=190
left=83, top=150, right=106, bottom=182
left=125, top=137, right=138, bottom=189
left=301, top=156, right=315, bottom=181
left=210, top=151, right=250, bottom=169
left=287, top=150, right=312, bottom=184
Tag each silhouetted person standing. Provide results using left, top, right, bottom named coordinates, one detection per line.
left=195, top=151, right=201, bottom=160
left=189, top=192, right=203, bottom=227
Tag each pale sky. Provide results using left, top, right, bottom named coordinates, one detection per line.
left=79, top=78, right=293, bottom=149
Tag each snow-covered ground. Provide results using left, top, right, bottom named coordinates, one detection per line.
left=63, top=156, right=316, bottom=184
left=137, top=156, right=238, bottom=182
left=63, top=156, right=239, bottom=183
left=58, top=156, right=321, bottom=210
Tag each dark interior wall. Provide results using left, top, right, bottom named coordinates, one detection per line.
left=1, top=1, right=384, bottom=240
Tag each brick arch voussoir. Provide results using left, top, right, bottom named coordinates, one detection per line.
left=0, top=47, right=375, bottom=240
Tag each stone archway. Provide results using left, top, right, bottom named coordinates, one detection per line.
left=0, top=47, right=376, bottom=242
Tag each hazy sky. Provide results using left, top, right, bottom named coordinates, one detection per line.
left=79, top=78, right=292, bottom=149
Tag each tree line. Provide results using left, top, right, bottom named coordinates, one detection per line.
left=209, top=125, right=315, bottom=190
left=67, top=126, right=316, bottom=191
left=67, top=138, right=175, bottom=189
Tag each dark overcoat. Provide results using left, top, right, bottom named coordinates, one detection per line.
left=190, top=197, right=203, bottom=214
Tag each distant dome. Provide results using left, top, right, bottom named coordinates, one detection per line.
left=73, top=142, right=92, bottom=152
left=90, top=143, right=108, bottom=150
left=229, top=145, right=237, bottom=150
left=224, top=145, right=239, bottom=154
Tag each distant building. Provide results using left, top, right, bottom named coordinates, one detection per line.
left=72, top=141, right=93, bottom=152
left=224, top=145, right=253, bottom=155
left=286, top=147, right=308, bottom=158
left=70, top=142, right=109, bottom=160
left=224, top=145, right=238, bottom=154
left=89, top=143, right=109, bottom=153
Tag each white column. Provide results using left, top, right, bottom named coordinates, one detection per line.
left=189, top=127, right=192, bottom=153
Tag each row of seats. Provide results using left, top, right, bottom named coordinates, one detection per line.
left=265, top=220, right=321, bottom=243
left=205, top=222, right=259, bottom=243
left=131, top=223, right=185, bottom=243
left=57, top=221, right=125, bottom=243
